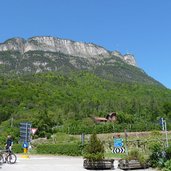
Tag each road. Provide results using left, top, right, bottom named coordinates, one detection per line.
left=0, top=155, right=156, bottom=171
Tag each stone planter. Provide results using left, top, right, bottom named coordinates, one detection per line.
left=118, top=159, right=149, bottom=170
left=83, top=159, right=114, bottom=170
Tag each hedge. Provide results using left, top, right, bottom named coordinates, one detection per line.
left=36, top=143, right=82, bottom=156
left=12, top=144, right=23, bottom=153
left=0, top=143, right=23, bottom=153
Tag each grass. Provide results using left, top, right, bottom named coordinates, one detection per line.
left=30, top=131, right=171, bottom=158
left=105, top=152, right=126, bottom=159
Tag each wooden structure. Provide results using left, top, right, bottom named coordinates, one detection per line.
left=93, top=112, right=117, bottom=123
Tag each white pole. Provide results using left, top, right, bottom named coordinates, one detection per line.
left=164, top=120, right=169, bottom=148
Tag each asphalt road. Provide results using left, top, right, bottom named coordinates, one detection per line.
left=0, top=155, right=156, bottom=171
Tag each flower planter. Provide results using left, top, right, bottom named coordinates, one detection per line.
left=83, top=159, right=114, bottom=170
left=118, top=159, right=149, bottom=170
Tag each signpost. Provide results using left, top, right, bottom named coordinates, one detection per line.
left=124, top=129, right=128, bottom=155
left=20, top=122, right=32, bottom=143
left=20, top=122, right=32, bottom=158
left=81, top=133, right=85, bottom=145
left=113, top=137, right=125, bottom=153
left=159, top=118, right=169, bottom=148
left=114, top=138, right=123, bottom=148
left=159, top=118, right=164, bottom=131
left=31, top=128, right=38, bottom=135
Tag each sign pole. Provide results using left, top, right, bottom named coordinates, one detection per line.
left=113, top=134, right=125, bottom=153
left=81, top=133, right=85, bottom=145
left=26, top=122, right=28, bottom=142
left=164, top=120, right=169, bottom=148
left=125, top=129, right=128, bottom=156
left=160, top=118, right=169, bottom=148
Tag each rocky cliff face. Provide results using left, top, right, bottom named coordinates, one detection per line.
left=0, top=36, right=163, bottom=86
left=0, top=36, right=137, bottom=66
left=123, top=54, right=137, bottom=66
left=111, top=51, right=137, bottom=66
left=0, top=38, right=26, bottom=53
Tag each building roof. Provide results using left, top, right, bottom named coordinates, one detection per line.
left=94, top=117, right=107, bottom=122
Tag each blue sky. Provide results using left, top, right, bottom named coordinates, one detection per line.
left=0, top=0, right=171, bottom=88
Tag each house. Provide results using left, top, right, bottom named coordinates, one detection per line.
left=93, top=112, right=117, bottom=123
left=93, top=117, right=108, bottom=123
left=106, top=112, right=117, bottom=122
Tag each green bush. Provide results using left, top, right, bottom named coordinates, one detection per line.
left=0, top=143, right=23, bottom=153
left=166, top=146, right=171, bottom=160
left=125, top=149, right=147, bottom=165
left=83, top=133, right=104, bottom=161
left=163, top=160, right=171, bottom=171
left=13, top=144, right=23, bottom=153
left=36, top=143, right=82, bottom=156
left=149, top=142, right=166, bottom=168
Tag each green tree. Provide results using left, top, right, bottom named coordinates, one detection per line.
left=83, top=133, right=104, bottom=161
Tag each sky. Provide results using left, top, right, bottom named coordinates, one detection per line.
left=0, top=0, right=171, bottom=89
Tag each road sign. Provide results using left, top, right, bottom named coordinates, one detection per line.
left=159, top=118, right=165, bottom=131
left=113, top=147, right=125, bottom=153
left=114, top=138, right=123, bottom=148
left=22, top=141, right=29, bottom=148
left=20, top=122, right=32, bottom=142
left=31, top=128, right=38, bottom=135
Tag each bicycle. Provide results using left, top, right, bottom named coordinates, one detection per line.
left=0, top=149, right=17, bottom=164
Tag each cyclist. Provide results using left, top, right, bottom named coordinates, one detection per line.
left=5, top=135, right=13, bottom=152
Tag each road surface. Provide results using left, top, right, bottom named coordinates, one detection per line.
left=0, top=155, right=156, bottom=171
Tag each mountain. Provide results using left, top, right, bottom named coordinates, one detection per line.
left=1, top=37, right=171, bottom=138
left=0, top=36, right=162, bottom=86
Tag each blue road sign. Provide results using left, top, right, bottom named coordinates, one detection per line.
left=20, top=122, right=32, bottom=142
left=114, top=138, right=123, bottom=148
left=159, top=118, right=164, bottom=127
left=22, top=141, right=29, bottom=148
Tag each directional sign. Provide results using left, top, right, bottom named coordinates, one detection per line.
left=159, top=118, right=165, bottom=131
left=114, top=138, right=123, bottom=148
left=113, top=147, right=125, bottom=153
left=20, top=122, right=32, bottom=143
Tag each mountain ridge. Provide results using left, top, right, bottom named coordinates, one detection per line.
left=0, top=36, right=163, bottom=87
left=0, top=36, right=136, bottom=66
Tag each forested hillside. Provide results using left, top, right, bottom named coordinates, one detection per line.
left=0, top=71, right=171, bottom=142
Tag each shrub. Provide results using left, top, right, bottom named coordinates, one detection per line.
left=125, top=149, right=147, bottom=165
left=148, top=142, right=166, bottom=168
left=13, top=144, right=23, bottom=153
left=166, top=146, right=171, bottom=160
left=36, top=143, right=82, bottom=156
left=163, top=160, right=171, bottom=171
left=0, top=143, right=23, bottom=154
left=83, top=133, right=104, bottom=161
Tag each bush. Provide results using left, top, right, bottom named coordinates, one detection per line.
left=163, top=160, right=171, bottom=171
left=36, top=143, right=82, bottom=156
left=0, top=143, right=23, bottom=154
left=13, top=144, right=23, bottom=153
left=166, top=146, right=171, bottom=160
left=125, top=149, right=147, bottom=165
left=148, top=142, right=166, bottom=168
left=83, top=133, right=104, bottom=161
